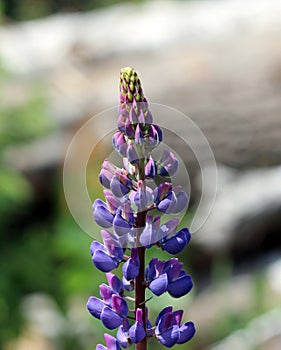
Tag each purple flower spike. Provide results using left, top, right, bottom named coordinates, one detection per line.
left=129, top=308, right=146, bottom=343
left=122, top=248, right=140, bottom=280
left=161, top=228, right=191, bottom=254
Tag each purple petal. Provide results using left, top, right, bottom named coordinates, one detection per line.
left=155, top=306, right=173, bottom=326
left=149, top=273, right=168, bottom=296
left=145, top=155, right=157, bottom=178
left=94, top=205, right=114, bottom=228
left=104, top=190, right=121, bottom=213
left=110, top=176, right=131, bottom=198
left=162, top=229, right=189, bottom=254
left=129, top=322, right=146, bottom=344
left=122, top=250, right=140, bottom=281
left=99, top=169, right=114, bottom=189
left=104, top=333, right=121, bottom=350
left=146, top=257, right=158, bottom=281
left=158, top=218, right=179, bottom=241
left=113, top=212, right=131, bottom=236
left=112, top=295, right=129, bottom=317
left=92, top=250, right=118, bottom=272
left=156, top=325, right=180, bottom=348
left=106, top=273, right=123, bottom=293
left=135, top=124, right=144, bottom=145
left=90, top=241, right=106, bottom=256
left=167, top=275, right=193, bottom=298
left=172, top=191, right=189, bottom=213
left=117, top=325, right=130, bottom=348
left=177, top=322, right=196, bottom=344
left=102, top=230, right=124, bottom=262
left=153, top=182, right=172, bottom=204
left=87, top=296, right=104, bottom=319
left=127, top=142, right=139, bottom=164
left=101, top=306, right=123, bottom=329
left=171, top=310, right=183, bottom=326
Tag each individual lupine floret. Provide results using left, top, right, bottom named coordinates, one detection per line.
left=157, top=149, right=179, bottom=177
left=153, top=183, right=189, bottom=214
left=87, top=293, right=129, bottom=330
left=129, top=308, right=146, bottom=343
left=122, top=248, right=140, bottom=281
left=96, top=333, right=121, bottom=350
left=90, top=230, right=124, bottom=272
left=155, top=307, right=195, bottom=348
left=145, top=258, right=193, bottom=298
left=160, top=227, right=191, bottom=254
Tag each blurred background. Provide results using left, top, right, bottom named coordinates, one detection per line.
left=1, top=0, right=281, bottom=349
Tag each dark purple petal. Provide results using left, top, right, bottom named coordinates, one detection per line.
left=122, top=248, right=140, bottom=280
left=125, top=118, right=135, bottom=138
left=112, top=295, right=129, bottom=318
left=156, top=325, right=180, bottom=348
left=177, top=322, right=196, bottom=344
left=167, top=274, right=193, bottom=298
left=155, top=306, right=173, bottom=326
left=106, top=273, right=123, bottom=293
left=162, top=229, right=189, bottom=254
left=92, top=250, right=118, bottom=272
left=129, top=321, right=146, bottom=343
left=145, top=155, right=157, bottom=178
left=171, top=310, right=183, bottom=326
left=153, top=183, right=172, bottom=204
left=122, top=276, right=134, bottom=291
left=104, top=333, right=121, bottom=350
left=101, top=306, right=123, bottom=329
left=113, top=212, right=131, bottom=236
left=149, top=273, right=168, bottom=296
left=145, top=257, right=158, bottom=281
left=87, top=296, right=104, bottom=319
left=94, top=205, right=114, bottom=228
left=99, top=169, right=114, bottom=189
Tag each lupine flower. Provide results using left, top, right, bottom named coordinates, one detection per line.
left=146, top=258, right=193, bottom=298
left=87, top=293, right=129, bottom=330
left=87, top=67, right=195, bottom=350
left=155, top=307, right=195, bottom=348
left=90, top=230, right=123, bottom=272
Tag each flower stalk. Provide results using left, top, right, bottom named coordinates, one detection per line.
left=87, top=67, right=195, bottom=350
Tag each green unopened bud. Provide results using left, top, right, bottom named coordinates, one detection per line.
left=119, top=67, right=146, bottom=104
